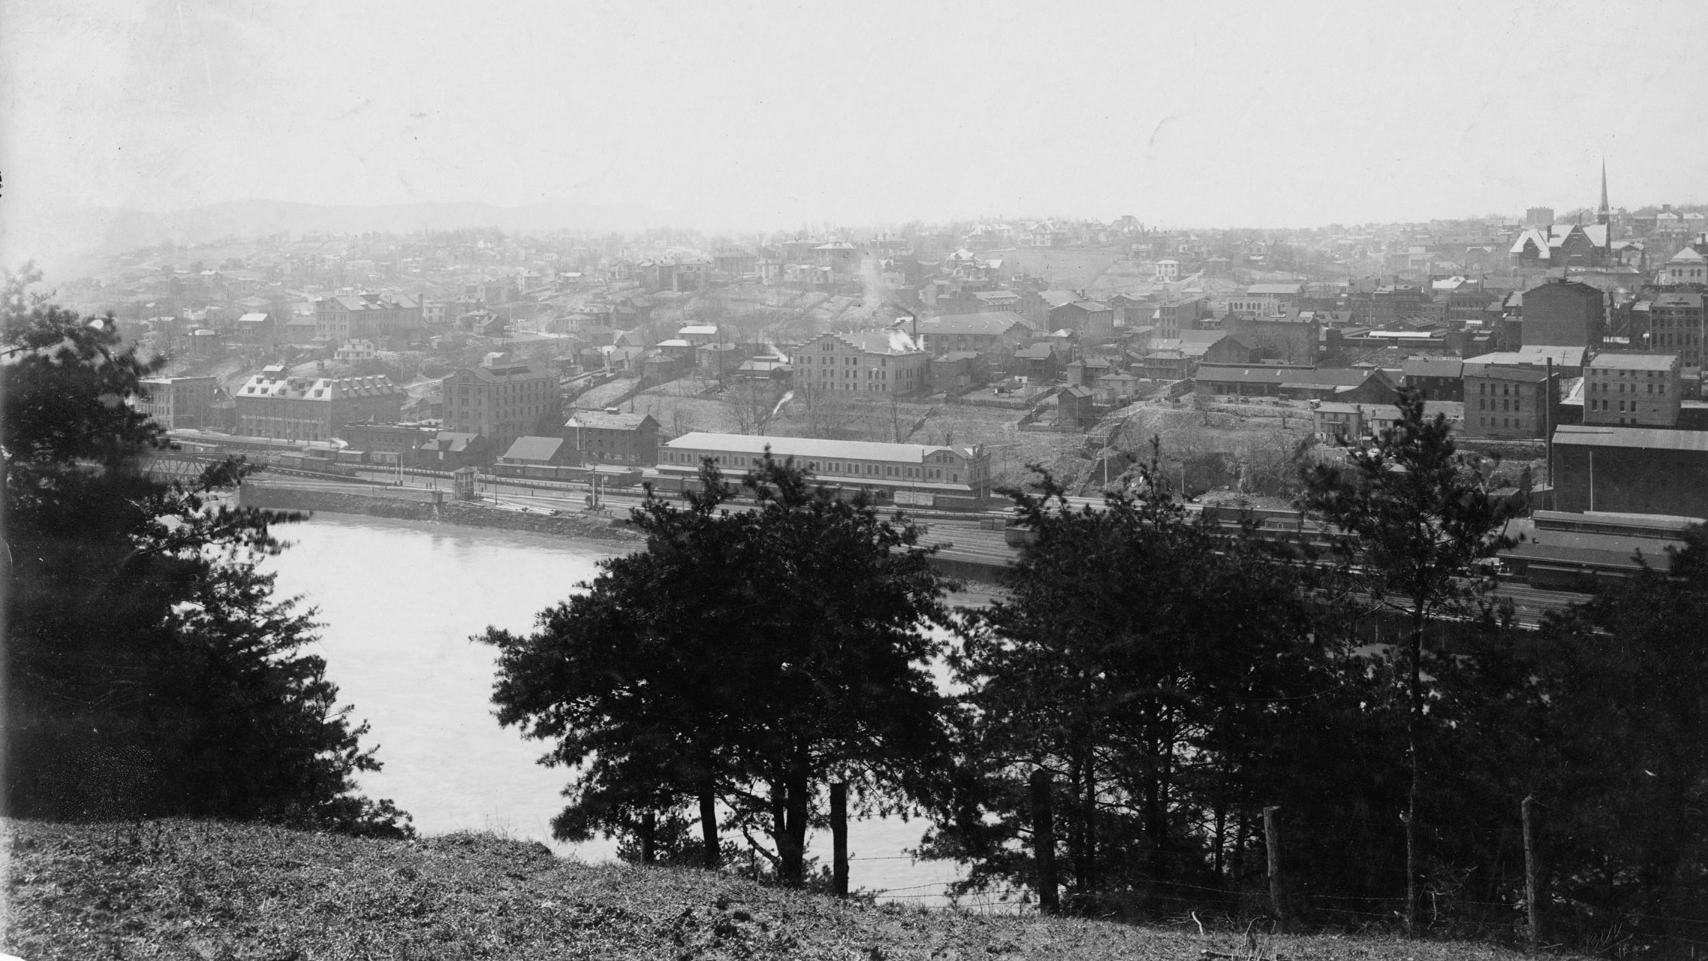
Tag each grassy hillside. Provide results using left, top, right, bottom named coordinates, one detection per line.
left=2, top=819, right=1558, bottom=961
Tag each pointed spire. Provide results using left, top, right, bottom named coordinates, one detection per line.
left=1598, top=158, right=1611, bottom=223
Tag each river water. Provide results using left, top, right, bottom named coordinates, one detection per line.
left=263, top=513, right=963, bottom=902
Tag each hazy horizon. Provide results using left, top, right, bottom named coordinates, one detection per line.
left=4, top=0, right=1705, bottom=271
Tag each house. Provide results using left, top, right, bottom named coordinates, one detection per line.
left=1313, top=402, right=1366, bottom=443
left=564, top=410, right=660, bottom=467
left=1011, top=343, right=1064, bottom=382
left=1583, top=353, right=1682, bottom=427
left=697, top=342, right=742, bottom=378
left=418, top=431, right=494, bottom=469
left=929, top=352, right=986, bottom=394
left=1057, top=385, right=1098, bottom=427
left=795, top=329, right=929, bottom=398
left=1155, top=259, right=1180, bottom=281
left=1065, top=358, right=1113, bottom=388
left=234, top=311, right=278, bottom=346
left=1098, top=370, right=1143, bottom=404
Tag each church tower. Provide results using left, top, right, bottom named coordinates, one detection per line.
left=1597, top=159, right=1612, bottom=230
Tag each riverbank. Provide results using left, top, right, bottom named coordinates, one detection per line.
left=3, top=818, right=1556, bottom=961
left=239, top=481, right=646, bottom=545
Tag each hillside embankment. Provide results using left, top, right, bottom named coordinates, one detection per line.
left=237, top=483, right=644, bottom=545
left=2, top=819, right=1565, bottom=961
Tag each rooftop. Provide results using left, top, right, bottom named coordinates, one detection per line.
left=1553, top=424, right=1708, bottom=453
left=567, top=410, right=659, bottom=431
left=664, top=432, right=977, bottom=465
left=500, top=436, right=565, bottom=463
left=914, top=312, right=1034, bottom=336
left=1588, top=353, right=1680, bottom=371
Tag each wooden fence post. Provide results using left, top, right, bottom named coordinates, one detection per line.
left=831, top=781, right=849, bottom=898
left=1264, top=805, right=1286, bottom=932
left=640, top=810, right=656, bottom=865
left=1523, top=795, right=1540, bottom=954
left=1030, top=768, right=1059, bottom=915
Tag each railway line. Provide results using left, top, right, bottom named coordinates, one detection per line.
left=242, top=469, right=1592, bottom=627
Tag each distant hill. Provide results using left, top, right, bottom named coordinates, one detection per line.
left=19, top=198, right=670, bottom=277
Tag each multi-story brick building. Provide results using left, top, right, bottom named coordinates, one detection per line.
left=314, top=291, right=423, bottom=347
left=443, top=355, right=560, bottom=454
left=1226, top=312, right=1319, bottom=365
left=135, top=375, right=218, bottom=430
left=1520, top=278, right=1605, bottom=349
left=1584, top=353, right=1682, bottom=427
left=1657, top=247, right=1707, bottom=286
left=1048, top=300, right=1116, bottom=342
left=1649, top=293, right=1704, bottom=368
left=234, top=367, right=406, bottom=442
left=794, top=330, right=929, bottom=398
left=1227, top=283, right=1301, bottom=318
left=563, top=410, right=660, bottom=466
left=1155, top=297, right=1207, bottom=338
left=1463, top=365, right=1551, bottom=439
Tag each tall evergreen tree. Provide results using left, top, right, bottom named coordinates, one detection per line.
left=481, top=454, right=955, bottom=885
left=1538, top=526, right=1708, bottom=948
left=3, top=276, right=408, bottom=834
left=1299, top=388, right=1518, bottom=934
left=931, top=459, right=1341, bottom=913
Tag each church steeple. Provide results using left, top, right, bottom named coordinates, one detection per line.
left=1597, top=159, right=1611, bottom=227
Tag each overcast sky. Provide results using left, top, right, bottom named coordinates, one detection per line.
left=2, top=0, right=1703, bottom=265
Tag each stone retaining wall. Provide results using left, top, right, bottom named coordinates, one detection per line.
left=237, top=483, right=643, bottom=544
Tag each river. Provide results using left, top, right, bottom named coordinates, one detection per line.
left=263, top=512, right=965, bottom=903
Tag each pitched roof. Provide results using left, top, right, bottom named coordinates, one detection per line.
left=565, top=410, right=659, bottom=431
left=817, top=330, right=926, bottom=355
left=1402, top=358, right=1464, bottom=378
left=500, top=436, right=565, bottom=463
left=915, top=312, right=1034, bottom=336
